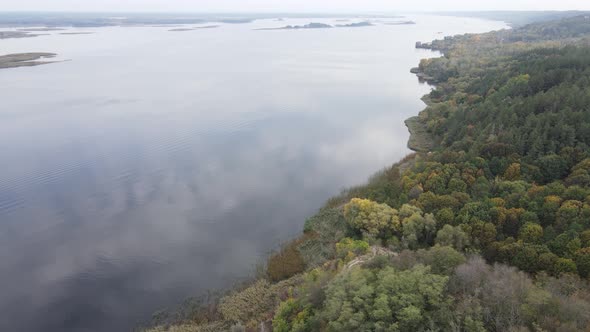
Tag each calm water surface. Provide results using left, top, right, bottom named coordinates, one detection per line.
left=0, top=16, right=507, bottom=331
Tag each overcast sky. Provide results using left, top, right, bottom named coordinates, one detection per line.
left=4, top=0, right=590, bottom=13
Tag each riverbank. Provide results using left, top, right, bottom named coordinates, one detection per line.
left=405, top=94, right=437, bottom=153
left=404, top=116, right=433, bottom=153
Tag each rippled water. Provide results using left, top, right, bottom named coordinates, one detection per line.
left=0, top=15, right=507, bottom=331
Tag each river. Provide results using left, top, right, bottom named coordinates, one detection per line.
left=0, top=15, right=507, bottom=331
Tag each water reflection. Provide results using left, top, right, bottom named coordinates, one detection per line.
left=0, top=16, right=508, bottom=331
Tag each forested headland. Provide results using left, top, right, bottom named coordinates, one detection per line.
left=146, top=15, right=590, bottom=332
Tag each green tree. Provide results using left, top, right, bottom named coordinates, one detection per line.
left=581, top=230, right=590, bottom=248
left=435, top=224, right=470, bottom=250
left=555, top=200, right=584, bottom=231
left=435, top=208, right=455, bottom=225
left=322, top=265, right=450, bottom=331
left=537, top=154, right=568, bottom=183
left=418, top=246, right=466, bottom=275
left=400, top=204, right=437, bottom=249
left=463, top=220, right=497, bottom=248
left=519, top=223, right=544, bottom=244
left=272, top=299, right=313, bottom=332
left=554, top=258, right=578, bottom=275
left=575, top=248, right=590, bottom=278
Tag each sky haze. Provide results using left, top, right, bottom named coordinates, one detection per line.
left=3, top=0, right=590, bottom=13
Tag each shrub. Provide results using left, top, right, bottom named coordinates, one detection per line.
left=335, top=238, right=370, bottom=260
left=219, top=280, right=276, bottom=326
left=299, top=208, right=348, bottom=268
left=267, top=240, right=306, bottom=282
left=272, top=298, right=313, bottom=332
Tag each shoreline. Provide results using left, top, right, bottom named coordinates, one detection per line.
left=405, top=94, right=436, bottom=153
left=404, top=116, right=433, bottom=153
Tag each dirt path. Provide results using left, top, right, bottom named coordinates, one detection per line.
left=343, top=246, right=397, bottom=271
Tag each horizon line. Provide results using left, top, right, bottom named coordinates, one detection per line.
left=1, top=9, right=589, bottom=14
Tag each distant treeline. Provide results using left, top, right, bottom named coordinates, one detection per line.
left=435, top=10, right=590, bottom=27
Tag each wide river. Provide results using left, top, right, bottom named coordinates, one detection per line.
left=0, top=15, right=507, bottom=331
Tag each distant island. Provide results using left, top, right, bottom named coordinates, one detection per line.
left=59, top=32, right=95, bottom=35
left=196, top=25, right=221, bottom=29
left=0, top=31, right=40, bottom=39
left=169, top=25, right=220, bottom=32
left=218, top=18, right=252, bottom=24
left=1, top=29, right=95, bottom=39
left=335, top=21, right=374, bottom=28
left=0, top=53, right=57, bottom=69
left=384, top=20, right=416, bottom=25
left=0, top=12, right=254, bottom=28
left=257, top=21, right=378, bottom=31
left=256, top=22, right=332, bottom=30
left=17, top=27, right=65, bottom=32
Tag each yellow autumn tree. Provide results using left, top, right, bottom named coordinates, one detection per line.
left=504, top=163, right=521, bottom=181
left=343, top=198, right=400, bottom=238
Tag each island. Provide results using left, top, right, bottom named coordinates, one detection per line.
left=168, top=28, right=195, bottom=32
left=194, top=25, right=220, bottom=29
left=0, top=53, right=57, bottom=69
left=168, top=25, right=220, bottom=32
left=255, top=21, right=374, bottom=30
left=384, top=20, right=416, bottom=25
left=0, top=12, right=256, bottom=28
left=256, top=22, right=333, bottom=30
left=0, top=31, right=40, bottom=39
left=17, top=27, right=66, bottom=32
left=59, top=32, right=95, bottom=35
left=218, top=18, right=253, bottom=24
left=335, top=21, right=374, bottom=28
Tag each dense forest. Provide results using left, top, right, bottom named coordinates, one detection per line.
left=146, top=15, right=590, bottom=332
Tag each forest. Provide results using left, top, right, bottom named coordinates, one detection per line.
left=146, top=15, right=590, bottom=332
